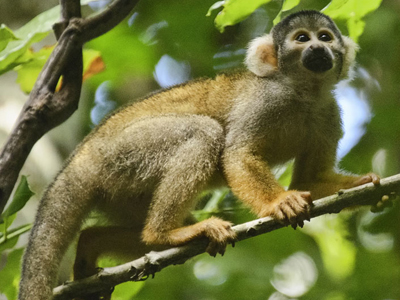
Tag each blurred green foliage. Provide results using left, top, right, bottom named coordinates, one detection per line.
left=1, top=0, right=399, bottom=299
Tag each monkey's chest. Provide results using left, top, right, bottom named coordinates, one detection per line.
left=264, top=118, right=310, bottom=165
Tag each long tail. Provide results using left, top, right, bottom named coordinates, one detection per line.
left=18, top=169, right=92, bottom=300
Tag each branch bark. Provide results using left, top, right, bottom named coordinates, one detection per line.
left=53, top=174, right=400, bottom=300
left=0, top=0, right=139, bottom=214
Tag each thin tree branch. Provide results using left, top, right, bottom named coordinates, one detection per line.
left=0, top=0, right=139, bottom=214
left=80, top=0, right=140, bottom=43
left=53, top=174, right=400, bottom=300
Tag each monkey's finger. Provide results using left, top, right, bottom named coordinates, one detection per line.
left=299, top=191, right=313, bottom=204
left=208, top=240, right=229, bottom=257
left=289, top=196, right=305, bottom=213
left=274, top=206, right=290, bottom=225
left=280, top=203, right=299, bottom=229
left=277, top=203, right=295, bottom=226
left=298, top=192, right=313, bottom=218
left=292, top=211, right=307, bottom=229
left=206, top=242, right=219, bottom=257
left=297, top=219, right=304, bottom=228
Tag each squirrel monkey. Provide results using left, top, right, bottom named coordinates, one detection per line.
left=19, top=10, right=379, bottom=300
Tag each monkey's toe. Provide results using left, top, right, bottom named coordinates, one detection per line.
left=351, top=173, right=380, bottom=187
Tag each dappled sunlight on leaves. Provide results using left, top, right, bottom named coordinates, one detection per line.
left=193, top=260, right=228, bottom=286
left=358, top=210, right=394, bottom=253
left=302, top=215, right=356, bottom=282
left=270, top=252, right=318, bottom=298
left=153, top=55, right=191, bottom=88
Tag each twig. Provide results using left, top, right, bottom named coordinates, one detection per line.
left=0, top=0, right=139, bottom=214
left=53, top=174, right=400, bottom=300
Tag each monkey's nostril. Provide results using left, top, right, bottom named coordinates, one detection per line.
left=309, top=45, right=326, bottom=54
left=303, top=46, right=333, bottom=73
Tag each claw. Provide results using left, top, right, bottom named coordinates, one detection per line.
left=298, top=220, right=304, bottom=228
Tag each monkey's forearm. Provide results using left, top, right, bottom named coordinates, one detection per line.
left=223, top=147, right=284, bottom=215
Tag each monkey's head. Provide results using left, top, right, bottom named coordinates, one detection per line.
left=245, top=10, right=358, bottom=82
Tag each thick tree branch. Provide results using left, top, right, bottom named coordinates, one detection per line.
left=0, top=0, right=139, bottom=214
left=53, top=174, right=400, bottom=300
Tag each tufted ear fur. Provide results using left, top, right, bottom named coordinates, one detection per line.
left=340, top=36, right=359, bottom=80
left=245, top=34, right=278, bottom=77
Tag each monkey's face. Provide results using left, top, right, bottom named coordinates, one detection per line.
left=246, top=11, right=357, bottom=81
left=279, top=27, right=344, bottom=79
left=272, top=12, right=348, bottom=82
left=293, top=29, right=335, bottom=73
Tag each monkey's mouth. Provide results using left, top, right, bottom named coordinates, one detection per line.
left=302, top=47, right=333, bottom=73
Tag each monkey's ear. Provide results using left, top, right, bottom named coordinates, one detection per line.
left=340, top=36, right=359, bottom=79
left=245, top=34, right=278, bottom=77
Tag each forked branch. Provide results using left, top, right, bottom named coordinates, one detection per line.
left=0, top=0, right=139, bottom=214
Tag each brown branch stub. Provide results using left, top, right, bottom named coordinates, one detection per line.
left=0, top=0, right=140, bottom=214
left=60, top=0, right=82, bottom=20
left=52, top=174, right=400, bottom=300
left=54, top=0, right=82, bottom=39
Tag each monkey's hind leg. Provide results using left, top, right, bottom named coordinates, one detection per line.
left=73, top=226, right=168, bottom=300
left=141, top=115, right=236, bottom=256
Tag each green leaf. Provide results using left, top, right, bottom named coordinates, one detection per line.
left=277, top=161, right=293, bottom=187
left=112, top=281, right=145, bottom=300
left=206, top=1, right=225, bottom=16
left=0, top=0, right=98, bottom=76
left=0, top=214, right=17, bottom=231
left=0, top=248, right=24, bottom=300
left=273, top=0, right=300, bottom=24
left=1, top=176, right=34, bottom=220
left=0, top=24, right=18, bottom=52
left=86, top=24, right=156, bottom=85
left=303, top=215, right=356, bottom=281
left=323, top=0, right=383, bottom=41
left=0, top=5, right=60, bottom=75
left=209, top=0, right=274, bottom=32
left=15, top=46, right=53, bottom=93
left=0, top=224, right=32, bottom=252
left=0, top=225, right=20, bottom=252
left=16, top=46, right=103, bottom=93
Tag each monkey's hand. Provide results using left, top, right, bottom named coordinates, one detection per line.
left=260, top=191, right=313, bottom=229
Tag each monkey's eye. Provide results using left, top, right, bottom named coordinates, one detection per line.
left=319, top=33, right=332, bottom=42
left=295, top=34, right=310, bottom=42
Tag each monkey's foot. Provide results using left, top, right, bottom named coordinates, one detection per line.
left=201, top=217, right=237, bottom=257
left=349, top=173, right=380, bottom=187
left=348, top=173, right=384, bottom=212
left=264, top=191, right=313, bottom=229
